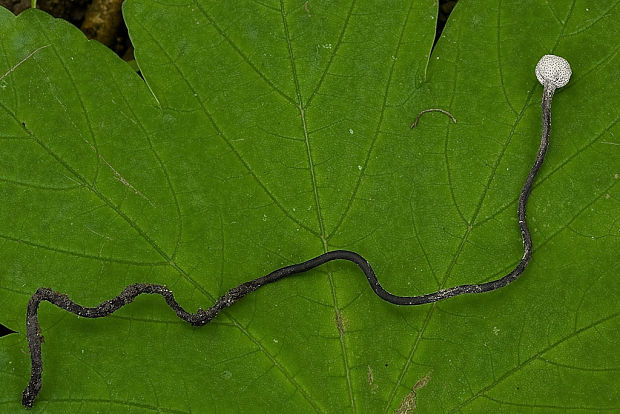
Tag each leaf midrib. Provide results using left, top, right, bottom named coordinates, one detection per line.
left=278, top=0, right=356, bottom=410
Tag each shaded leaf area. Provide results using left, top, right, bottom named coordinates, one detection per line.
left=1, top=0, right=619, bottom=413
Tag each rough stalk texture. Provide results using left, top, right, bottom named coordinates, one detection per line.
left=21, top=81, right=558, bottom=410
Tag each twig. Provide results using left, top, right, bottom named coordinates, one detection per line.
left=410, top=108, right=457, bottom=128
left=0, top=45, right=49, bottom=83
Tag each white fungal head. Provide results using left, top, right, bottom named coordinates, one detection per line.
left=535, top=55, right=572, bottom=88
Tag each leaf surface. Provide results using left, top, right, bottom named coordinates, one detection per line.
left=0, top=1, right=618, bottom=412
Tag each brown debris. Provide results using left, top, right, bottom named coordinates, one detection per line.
left=80, top=0, right=123, bottom=47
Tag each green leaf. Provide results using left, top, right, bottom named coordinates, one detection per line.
left=1, top=1, right=618, bottom=412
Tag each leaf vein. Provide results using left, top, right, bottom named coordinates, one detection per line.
left=564, top=0, right=620, bottom=37
left=304, top=0, right=357, bottom=109
left=475, top=115, right=619, bottom=228
left=35, top=22, right=102, bottom=185
left=134, top=17, right=321, bottom=239
left=327, top=0, right=418, bottom=241
left=279, top=0, right=352, bottom=410
left=193, top=0, right=298, bottom=106
left=448, top=313, right=619, bottom=413
left=107, top=68, right=184, bottom=261
left=496, top=0, right=519, bottom=116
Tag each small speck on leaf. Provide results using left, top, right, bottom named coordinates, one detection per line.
left=367, top=365, right=379, bottom=393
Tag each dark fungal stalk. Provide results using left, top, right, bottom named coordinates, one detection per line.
left=21, top=55, right=572, bottom=408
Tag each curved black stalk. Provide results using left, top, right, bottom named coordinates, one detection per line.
left=21, top=56, right=569, bottom=408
